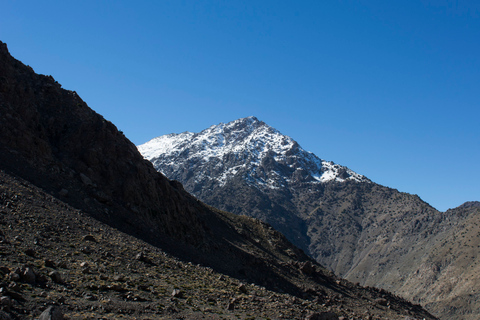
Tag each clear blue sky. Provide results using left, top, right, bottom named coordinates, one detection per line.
left=1, top=1, right=479, bottom=211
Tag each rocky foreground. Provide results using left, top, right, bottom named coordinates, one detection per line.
left=0, top=170, right=432, bottom=319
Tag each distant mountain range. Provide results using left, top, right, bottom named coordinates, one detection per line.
left=139, top=116, right=480, bottom=319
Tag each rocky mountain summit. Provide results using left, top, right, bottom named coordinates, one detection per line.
left=140, top=117, right=480, bottom=319
left=139, top=116, right=367, bottom=188
left=0, top=40, right=436, bottom=319
left=139, top=117, right=367, bottom=252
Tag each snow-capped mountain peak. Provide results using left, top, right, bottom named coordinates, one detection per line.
left=138, top=117, right=368, bottom=191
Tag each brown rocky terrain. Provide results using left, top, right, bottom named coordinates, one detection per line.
left=398, top=202, right=480, bottom=319
left=0, top=169, right=431, bottom=319
left=0, top=40, right=436, bottom=319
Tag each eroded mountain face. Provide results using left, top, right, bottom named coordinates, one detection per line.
left=139, top=116, right=368, bottom=253
left=0, top=40, right=437, bottom=319
left=140, top=117, right=480, bottom=319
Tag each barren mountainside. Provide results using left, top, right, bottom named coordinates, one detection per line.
left=140, top=117, right=480, bottom=319
left=0, top=40, right=436, bottom=319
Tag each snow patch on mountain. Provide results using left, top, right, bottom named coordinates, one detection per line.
left=138, top=116, right=368, bottom=189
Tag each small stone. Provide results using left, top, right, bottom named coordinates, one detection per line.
left=21, top=267, right=36, bottom=284
left=7, top=282, right=20, bottom=292
left=44, top=259, right=55, bottom=268
left=83, top=293, right=97, bottom=301
left=7, top=272, right=19, bottom=282
left=38, top=306, right=64, bottom=320
left=135, top=252, right=152, bottom=264
left=238, top=283, right=248, bottom=294
left=171, top=289, right=183, bottom=298
left=79, top=173, right=93, bottom=186
left=0, top=266, right=10, bottom=274
left=0, top=296, right=11, bottom=307
left=24, top=248, right=36, bottom=257
left=58, top=189, right=68, bottom=197
left=138, top=284, right=149, bottom=291
left=300, top=261, right=315, bottom=276
left=80, top=246, right=92, bottom=254
left=113, top=275, right=124, bottom=282
left=227, top=298, right=236, bottom=310
left=49, top=271, right=63, bottom=284
left=108, top=283, right=124, bottom=291
left=82, top=235, right=97, bottom=242
left=375, top=298, right=388, bottom=306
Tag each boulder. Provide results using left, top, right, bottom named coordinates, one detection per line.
left=49, top=271, right=63, bottom=284
left=238, top=283, right=248, bottom=294
left=20, top=267, right=36, bottom=284
left=171, top=289, right=183, bottom=298
left=300, top=261, right=315, bottom=276
left=82, top=235, right=97, bottom=242
left=38, top=306, right=64, bottom=320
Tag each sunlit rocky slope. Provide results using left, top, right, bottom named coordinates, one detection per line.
left=140, top=116, right=480, bottom=319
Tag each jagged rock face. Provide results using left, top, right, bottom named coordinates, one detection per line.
left=139, top=117, right=480, bottom=319
left=139, top=116, right=368, bottom=252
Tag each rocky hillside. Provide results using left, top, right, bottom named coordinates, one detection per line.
left=0, top=40, right=436, bottom=319
left=1, top=169, right=435, bottom=319
left=404, top=202, right=480, bottom=319
left=140, top=117, right=480, bottom=319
